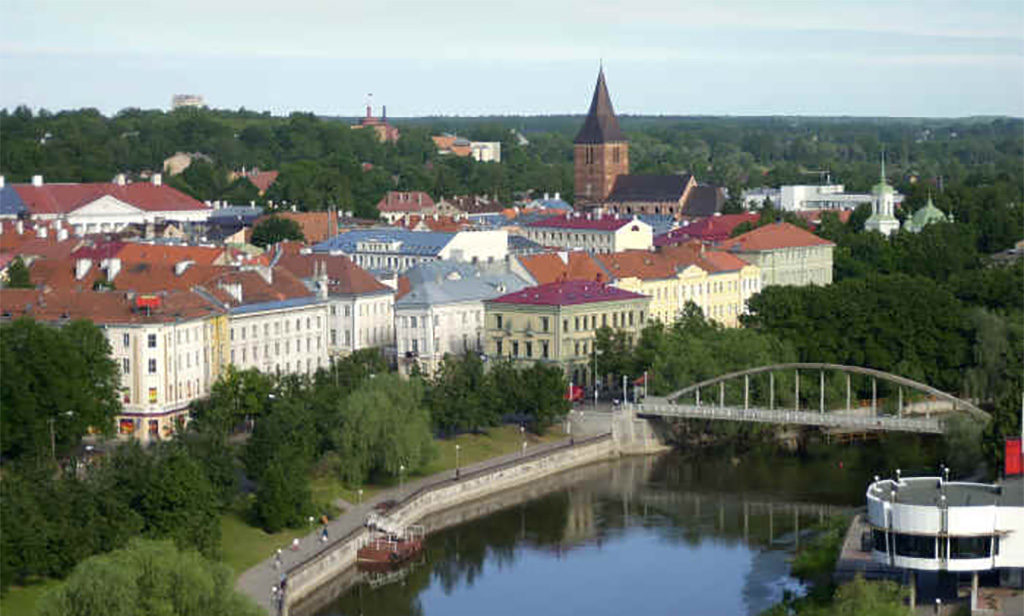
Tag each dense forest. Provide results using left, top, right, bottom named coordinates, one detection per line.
left=1, top=106, right=1020, bottom=226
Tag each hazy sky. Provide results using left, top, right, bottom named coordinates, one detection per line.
left=2, top=0, right=1022, bottom=117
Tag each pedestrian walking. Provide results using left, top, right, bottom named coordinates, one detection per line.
left=321, top=525, right=329, bottom=542
left=291, top=537, right=300, bottom=551
left=274, top=548, right=282, bottom=569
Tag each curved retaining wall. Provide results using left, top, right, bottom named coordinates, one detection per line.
left=282, top=434, right=617, bottom=613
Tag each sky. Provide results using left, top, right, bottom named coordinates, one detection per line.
left=1, top=0, right=1022, bottom=118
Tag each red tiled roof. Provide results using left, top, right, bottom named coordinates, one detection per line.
left=717, top=222, right=834, bottom=252
left=275, top=251, right=389, bottom=295
left=517, top=252, right=608, bottom=285
left=12, top=182, right=210, bottom=215
left=489, top=280, right=646, bottom=306
left=595, top=251, right=677, bottom=280
left=246, top=170, right=279, bottom=193
left=394, top=215, right=470, bottom=233
left=376, top=191, right=435, bottom=213
left=395, top=276, right=411, bottom=300
left=0, top=287, right=221, bottom=324
left=525, top=214, right=639, bottom=231
left=113, top=243, right=227, bottom=266
left=657, top=242, right=749, bottom=273
left=654, top=213, right=759, bottom=246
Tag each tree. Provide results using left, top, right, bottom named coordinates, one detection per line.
left=5, top=256, right=32, bottom=288
left=253, top=454, right=313, bottom=532
left=0, top=318, right=120, bottom=462
left=250, top=215, right=304, bottom=247
left=517, top=362, right=571, bottom=431
left=427, top=352, right=495, bottom=435
left=37, top=539, right=263, bottom=616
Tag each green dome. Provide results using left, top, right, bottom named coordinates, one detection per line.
left=905, top=196, right=950, bottom=233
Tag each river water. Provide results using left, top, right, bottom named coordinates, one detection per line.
left=307, top=439, right=939, bottom=616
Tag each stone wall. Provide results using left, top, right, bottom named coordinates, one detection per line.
left=283, top=434, right=618, bottom=612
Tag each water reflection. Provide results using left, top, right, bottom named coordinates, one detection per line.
left=305, top=442, right=937, bottom=616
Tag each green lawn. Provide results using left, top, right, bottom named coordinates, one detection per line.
left=220, top=511, right=309, bottom=576
left=1, top=578, right=60, bottom=616
left=227, top=424, right=566, bottom=576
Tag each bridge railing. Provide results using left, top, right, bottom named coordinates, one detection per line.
left=637, top=403, right=944, bottom=434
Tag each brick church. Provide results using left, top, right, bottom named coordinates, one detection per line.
left=573, top=69, right=724, bottom=220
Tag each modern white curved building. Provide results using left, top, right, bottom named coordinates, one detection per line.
left=866, top=475, right=1024, bottom=573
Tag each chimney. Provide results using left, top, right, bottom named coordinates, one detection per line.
left=75, top=258, right=92, bottom=280
left=554, top=192, right=560, bottom=200
left=0, top=175, right=4, bottom=188
left=57, top=228, right=69, bottom=241
left=151, top=173, right=162, bottom=186
left=366, top=105, right=372, bottom=119
left=417, top=193, right=422, bottom=205
left=104, top=257, right=122, bottom=281
left=16, top=220, right=24, bottom=235
left=36, top=225, right=48, bottom=239
left=32, top=175, right=43, bottom=187
left=114, top=173, right=126, bottom=186
left=382, top=105, right=387, bottom=121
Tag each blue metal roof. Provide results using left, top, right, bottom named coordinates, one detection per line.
left=0, top=186, right=27, bottom=217
left=208, top=205, right=263, bottom=222
left=312, top=229, right=455, bottom=257
left=228, top=295, right=324, bottom=315
left=537, top=198, right=572, bottom=211
left=397, top=261, right=532, bottom=309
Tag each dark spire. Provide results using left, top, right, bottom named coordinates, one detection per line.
left=574, top=68, right=626, bottom=144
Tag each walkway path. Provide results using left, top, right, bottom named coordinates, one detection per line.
left=236, top=412, right=609, bottom=614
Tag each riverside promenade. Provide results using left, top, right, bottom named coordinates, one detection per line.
left=236, top=409, right=626, bottom=614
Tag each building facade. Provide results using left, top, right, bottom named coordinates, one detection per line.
left=484, top=280, right=651, bottom=387
left=717, top=222, right=834, bottom=287
left=522, top=214, right=653, bottom=253
left=313, top=229, right=508, bottom=274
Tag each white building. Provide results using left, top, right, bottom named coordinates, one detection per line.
left=470, top=142, right=501, bottom=163
left=395, top=261, right=531, bottom=375
left=866, top=473, right=1024, bottom=606
left=522, top=214, right=653, bottom=253
left=1, top=174, right=211, bottom=234
left=742, top=184, right=903, bottom=213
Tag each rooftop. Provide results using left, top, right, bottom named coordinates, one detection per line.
left=525, top=214, right=643, bottom=231
left=655, top=213, right=759, bottom=245
left=869, top=476, right=1024, bottom=508
left=607, top=174, right=693, bottom=203
left=9, top=181, right=210, bottom=215
left=717, top=222, right=834, bottom=252
left=574, top=69, right=626, bottom=145
left=397, top=261, right=531, bottom=308
left=489, top=280, right=647, bottom=307
left=312, top=229, right=456, bottom=256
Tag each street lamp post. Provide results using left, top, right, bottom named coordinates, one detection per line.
left=454, top=444, right=461, bottom=479
left=358, top=488, right=363, bottom=504
left=520, top=424, right=526, bottom=457
left=399, top=464, right=405, bottom=492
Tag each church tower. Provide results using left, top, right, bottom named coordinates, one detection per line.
left=864, top=153, right=900, bottom=237
left=574, top=68, right=629, bottom=204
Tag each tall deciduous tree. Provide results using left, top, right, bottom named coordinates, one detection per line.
left=4, top=256, right=32, bottom=288
left=37, top=539, right=263, bottom=616
left=0, top=318, right=120, bottom=461
left=250, top=215, right=304, bottom=247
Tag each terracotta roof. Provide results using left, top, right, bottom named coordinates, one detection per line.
left=657, top=242, right=749, bottom=273
left=246, top=170, right=279, bottom=193
left=489, top=280, right=646, bottom=306
left=717, top=222, right=834, bottom=252
left=395, top=276, right=411, bottom=300
left=517, top=252, right=608, bottom=284
left=654, top=213, right=759, bottom=246
left=274, top=250, right=390, bottom=296
left=595, top=251, right=678, bottom=280
left=256, top=211, right=337, bottom=244
left=376, top=191, right=435, bottom=213
left=112, top=243, right=227, bottom=266
left=12, top=182, right=210, bottom=215
left=0, top=287, right=221, bottom=324
left=395, top=215, right=471, bottom=233
left=574, top=69, right=626, bottom=144
left=607, top=174, right=693, bottom=203
left=525, top=214, right=639, bottom=231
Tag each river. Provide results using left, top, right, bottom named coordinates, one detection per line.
left=306, top=437, right=940, bottom=616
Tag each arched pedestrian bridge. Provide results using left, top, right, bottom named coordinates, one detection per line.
left=634, top=363, right=988, bottom=435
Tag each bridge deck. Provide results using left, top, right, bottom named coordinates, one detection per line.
left=636, top=402, right=943, bottom=434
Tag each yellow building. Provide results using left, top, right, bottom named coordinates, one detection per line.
left=483, top=280, right=651, bottom=387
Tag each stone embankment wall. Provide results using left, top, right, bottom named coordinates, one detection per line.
left=283, top=433, right=625, bottom=612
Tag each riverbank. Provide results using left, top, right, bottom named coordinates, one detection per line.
left=237, top=406, right=664, bottom=614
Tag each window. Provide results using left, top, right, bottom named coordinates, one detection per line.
left=122, top=358, right=130, bottom=374
left=563, top=319, right=569, bottom=331
left=542, top=341, right=549, bottom=358
left=148, top=387, right=158, bottom=403
left=411, top=316, right=418, bottom=328
left=525, top=341, right=533, bottom=358
left=512, top=341, right=519, bottom=357
left=541, top=317, right=549, bottom=332
left=230, top=329, right=235, bottom=341
left=575, top=316, right=580, bottom=330
left=331, top=330, right=337, bottom=345
left=123, top=333, right=130, bottom=348
left=950, top=536, right=992, bottom=559
left=894, top=533, right=935, bottom=559
left=496, top=340, right=503, bottom=355
left=148, top=358, right=157, bottom=374
left=147, top=333, right=157, bottom=348
left=496, top=315, right=503, bottom=329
